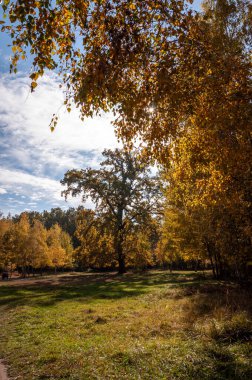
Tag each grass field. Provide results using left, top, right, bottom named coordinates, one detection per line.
left=0, top=270, right=251, bottom=380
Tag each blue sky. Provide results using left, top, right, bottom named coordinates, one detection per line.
left=0, top=1, right=202, bottom=216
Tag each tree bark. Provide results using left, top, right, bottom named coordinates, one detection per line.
left=115, top=207, right=126, bottom=274
left=116, top=229, right=126, bottom=274
left=118, top=253, right=126, bottom=274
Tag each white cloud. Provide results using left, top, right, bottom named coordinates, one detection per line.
left=0, top=168, right=62, bottom=199
left=0, top=167, right=93, bottom=212
left=0, top=73, right=119, bottom=175
left=0, top=72, right=119, bottom=214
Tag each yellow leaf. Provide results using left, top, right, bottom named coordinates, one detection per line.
left=31, top=81, right=38, bottom=91
left=30, top=72, right=39, bottom=81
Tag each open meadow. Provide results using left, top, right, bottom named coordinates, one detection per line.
left=0, top=270, right=251, bottom=380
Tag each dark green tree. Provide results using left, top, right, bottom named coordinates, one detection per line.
left=61, top=148, right=161, bottom=273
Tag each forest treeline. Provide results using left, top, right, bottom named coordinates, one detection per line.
left=0, top=207, right=159, bottom=276
left=0, top=213, right=73, bottom=276
left=1, top=196, right=251, bottom=279
left=0, top=145, right=251, bottom=279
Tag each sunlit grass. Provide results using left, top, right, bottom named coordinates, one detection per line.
left=0, top=271, right=251, bottom=379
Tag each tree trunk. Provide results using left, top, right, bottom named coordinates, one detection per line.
left=115, top=207, right=126, bottom=274
left=116, top=229, right=126, bottom=274
left=118, top=253, right=126, bottom=274
left=205, top=239, right=216, bottom=278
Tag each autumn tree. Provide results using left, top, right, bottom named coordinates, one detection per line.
left=47, top=224, right=73, bottom=272
left=74, top=209, right=159, bottom=271
left=0, top=0, right=202, bottom=146
left=17, top=207, right=83, bottom=248
left=159, top=0, right=252, bottom=279
left=1, top=0, right=250, bottom=161
left=1, top=0, right=251, bottom=278
left=125, top=229, right=154, bottom=270
left=11, top=213, right=31, bottom=277
left=1, top=0, right=250, bottom=163
left=10, top=214, right=49, bottom=276
left=60, top=229, right=74, bottom=267
left=62, top=148, right=161, bottom=273
left=156, top=207, right=184, bottom=270
left=156, top=204, right=205, bottom=271
left=74, top=209, right=115, bottom=270
left=0, top=217, right=14, bottom=272
left=27, top=220, right=49, bottom=272
left=0, top=212, right=74, bottom=275
left=41, top=207, right=82, bottom=248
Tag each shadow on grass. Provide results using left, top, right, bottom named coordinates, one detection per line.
left=0, top=271, right=204, bottom=309
left=180, top=282, right=252, bottom=317
left=203, top=344, right=252, bottom=380
left=179, top=282, right=252, bottom=347
left=0, top=271, right=251, bottom=380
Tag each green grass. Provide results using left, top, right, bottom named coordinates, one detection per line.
left=0, top=271, right=251, bottom=380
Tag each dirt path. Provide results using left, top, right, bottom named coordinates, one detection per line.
left=0, top=361, right=9, bottom=380
left=0, top=271, right=126, bottom=288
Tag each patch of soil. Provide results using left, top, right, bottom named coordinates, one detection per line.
left=0, top=272, right=119, bottom=287
left=0, top=361, right=9, bottom=380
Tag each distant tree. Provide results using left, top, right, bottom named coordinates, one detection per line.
left=62, top=148, right=161, bottom=273
left=156, top=205, right=202, bottom=271
left=47, top=224, right=73, bottom=272
left=60, top=229, right=74, bottom=268
left=15, top=207, right=84, bottom=249
left=74, top=209, right=115, bottom=270
left=0, top=218, right=14, bottom=272
left=27, top=220, right=49, bottom=272
left=125, top=230, right=154, bottom=270
left=156, top=207, right=183, bottom=269
left=12, top=213, right=31, bottom=277
left=41, top=207, right=83, bottom=248
left=12, top=211, right=42, bottom=226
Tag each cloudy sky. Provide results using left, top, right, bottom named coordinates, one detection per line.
left=0, top=1, right=201, bottom=216
left=0, top=70, right=121, bottom=215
